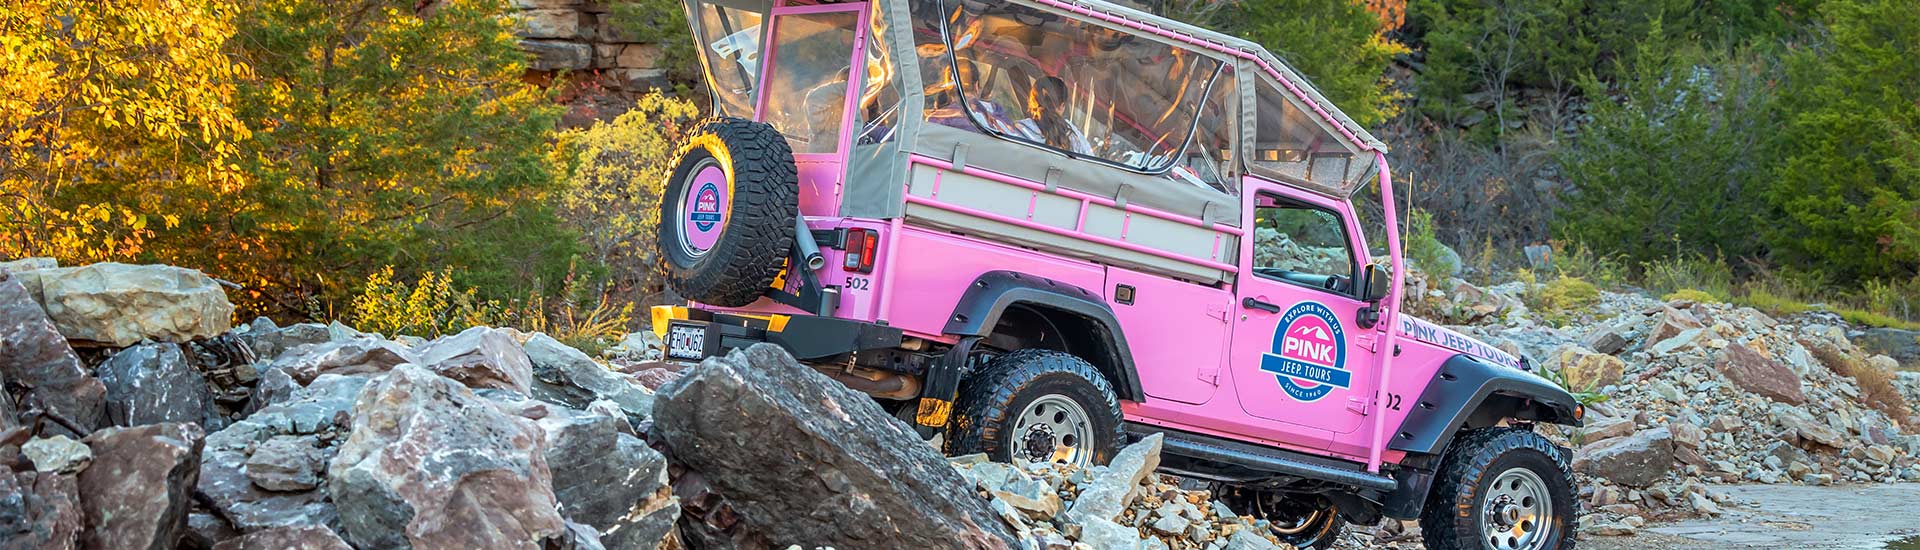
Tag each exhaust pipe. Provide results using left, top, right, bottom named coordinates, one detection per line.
left=794, top=217, right=825, bottom=271
left=810, top=364, right=922, bottom=400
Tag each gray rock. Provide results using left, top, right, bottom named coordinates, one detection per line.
left=267, top=338, right=415, bottom=385
left=327, top=365, right=564, bottom=549
left=416, top=326, right=534, bottom=393
left=523, top=333, right=654, bottom=418
left=1066, top=434, right=1163, bottom=524
left=0, top=257, right=57, bottom=272
left=246, top=367, right=301, bottom=415
left=1078, top=517, right=1145, bottom=549
left=185, top=512, right=241, bottom=549
left=29, top=262, right=233, bottom=346
left=211, top=525, right=353, bottom=550
left=1774, top=406, right=1846, bottom=448
left=97, top=343, right=215, bottom=428
left=0, top=274, right=106, bottom=435
left=653, top=344, right=1017, bottom=549
left=1223, top=529, right=1281, bottom=549
left=1854, top=328, right=1920, bottom=368
left=540, top=413, right=677, bottom=550
left=0, top=470, right=83, bottom=548
left=21, top=435, right=91, bottom=474
left=78, top=422, right=205, bottom=550
left=245, top=436, right=328, bottom=492
left=198, top=375, right=366, bottom=533
left=1576, top=427, right=1675, bottom=487
left=521, top=39, right=592, bottom=71
left=1581, top=325, right=1630, bottom=356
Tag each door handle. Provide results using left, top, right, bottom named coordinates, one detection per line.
left=1241, top=297, right=1282, bottom=313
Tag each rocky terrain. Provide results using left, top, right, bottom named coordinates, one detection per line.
left=1403, top=270, right=1920, bottom=541
left=3, top=258, right=1917, bottom=549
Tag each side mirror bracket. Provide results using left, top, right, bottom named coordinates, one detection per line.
left=1355, top=264, right=1392, bottom=329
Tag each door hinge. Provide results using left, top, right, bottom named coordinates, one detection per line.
left=1205, top=303, right=1229, bottom=322
left=1356, top=332, right=1377, bottom=352
left=1197, top=368, right=1220, bottom=385
left=1347, top=396, right=1370, bottom=415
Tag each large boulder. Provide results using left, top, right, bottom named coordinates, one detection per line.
left=78, top=422, right=205, bottom=550
left=416, top=326, right=534, bottom=394
left=524, top=333, right=655, bottom=418
left=654, top=344, right=1017, bottom=549
left=1064, top=434, right=1162, bottom=524
left=211, top=525, right=353, bottom=550
left=1549, top=345, right=1625, bottom=391
left=266, top=338, right=416, bottom=385
left=1713, top=343, right=1806, bottom=405
left=0, top=274, right=106, bottom=434
left=0, top=471, right=84, bottom=549
left=540, top=412, right=678, bottom=549
left=95, top=343, right=215, bottom=428
left=327, top=365, right=564, bottom=549
left=1575, top=427, right=1675, bottom=488
left=29, top=263, right=233, bottom=346
left=198, top=375, right=367, bottom=532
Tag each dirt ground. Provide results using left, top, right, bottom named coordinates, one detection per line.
left=1580, top=483, right=1920, bottom=550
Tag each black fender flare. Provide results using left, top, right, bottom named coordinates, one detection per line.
left=942, top=271, right=1143, bottom=401
left=1389, top=354, right=1583, bottom=456
left=1379, top=354, right=1582, bottom=519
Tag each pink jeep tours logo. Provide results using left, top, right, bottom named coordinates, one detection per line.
left=691, top=182, right=724, bottom=232
left=1260, top=301, right=1351, bottom=402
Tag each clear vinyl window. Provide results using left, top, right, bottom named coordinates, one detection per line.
left=1248, top=76, right=1370, bottom=192
left=760, top=11, right=860, bottom=154
left=935, top=0, right=1223, bottom=173
left=693, top=4, right=764, bottom=119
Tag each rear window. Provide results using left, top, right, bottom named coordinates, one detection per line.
left=936, top=0, right=1224, bottom=174
left=1248, top=76, right=1371, bottom=193
left=691, top=2, right=766, bottom=118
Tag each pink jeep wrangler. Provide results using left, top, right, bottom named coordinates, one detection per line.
left=652, top=1, right=1583, bottom=548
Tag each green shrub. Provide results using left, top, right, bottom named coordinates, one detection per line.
left=1404, top=208, right=1454, bottom=277
left=551, top=92, right=702, bottom=306
left=1763, top=0, right=1920, bottom=283
left=1662, top=288, right=1723, bottom=304
left=1639, top=254, right=1736, bottom=300
left=1549, top=241, right=1628, bottom=290
left=1224, top=0, right=1408, bottom=126
left=1554, top=40, right=1779, bottom=266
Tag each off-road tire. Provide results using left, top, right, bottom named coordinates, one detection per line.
left=946, top=349, right=1124, bottom=467
left=660, top=117, right=798, bottom=307
left=1420, top=427, right=1577, bottom=550
left=1277, top=508, right=1343, bottom=550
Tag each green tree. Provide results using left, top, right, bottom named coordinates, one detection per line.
left=1555, top=37, right=1781, bottom=266
left=1765, top=0, right=1920, bottom=281
left=195, top=0, right=578, bottom=315
left=1225, top=0, right=1408, bottom=127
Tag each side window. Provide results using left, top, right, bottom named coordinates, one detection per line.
left=1251, top=196, right=1357, bottom=293
left=760, top=11, right=859, bottom=154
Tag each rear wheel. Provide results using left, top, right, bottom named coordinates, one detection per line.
left=660, top=117, right=798, bottom=307
left=1420, top=428, right=1576, bottom=550
left=945, top=350, right=1123, bottom=468
left=1215, top=488, right=1344, bottom=550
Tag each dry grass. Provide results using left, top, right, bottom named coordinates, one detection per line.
left=1803, top=337, right=1914, bottom=428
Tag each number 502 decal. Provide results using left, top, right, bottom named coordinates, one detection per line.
left=845, top=277, right=871, bottom=291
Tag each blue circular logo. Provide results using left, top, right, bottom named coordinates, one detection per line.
left=1259, top=301, right=1351, bottom=402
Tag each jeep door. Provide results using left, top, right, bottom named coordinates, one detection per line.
left=1227, top=180, right=1379, bottom=446
left=753, top=2, right=868, bottom=217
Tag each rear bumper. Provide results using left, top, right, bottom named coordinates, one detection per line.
left=651, top=306, right=906, bottom=362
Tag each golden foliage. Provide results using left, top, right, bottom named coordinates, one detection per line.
left=349, top=266, right=512, bottom=338
left=0, top=0, right=251, bottom=261
left=550, top=92, right=702, bottom=304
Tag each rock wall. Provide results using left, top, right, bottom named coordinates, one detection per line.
left=511, top=0, right=671, bottom=92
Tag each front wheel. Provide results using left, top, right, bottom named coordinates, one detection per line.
left=1420, top=428, right=1577, bottom=550
left=945, top=349, right=1124, bottom=469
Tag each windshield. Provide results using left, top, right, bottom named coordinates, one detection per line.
left=938, top=0, right=1222, bottom=173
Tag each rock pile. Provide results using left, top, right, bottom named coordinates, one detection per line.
left=1427, top=274, right=1920, bottom=536
left=1, top=260, right=678, bottom=549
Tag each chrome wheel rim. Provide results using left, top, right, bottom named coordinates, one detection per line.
left=1482, top=467, right=1553, bottom=550
left=1010, top=394, right=1094, bottom=467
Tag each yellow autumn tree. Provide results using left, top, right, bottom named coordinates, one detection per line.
left=0, top=0, right=252, bottom=262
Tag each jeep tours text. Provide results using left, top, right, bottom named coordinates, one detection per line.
left=651, top=1, right=1584, bottom=549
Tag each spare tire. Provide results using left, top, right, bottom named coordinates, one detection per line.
left=660, top=117, right=798, bottom=307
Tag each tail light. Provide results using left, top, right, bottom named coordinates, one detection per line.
left=843, top=228, right=878, bottom=273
